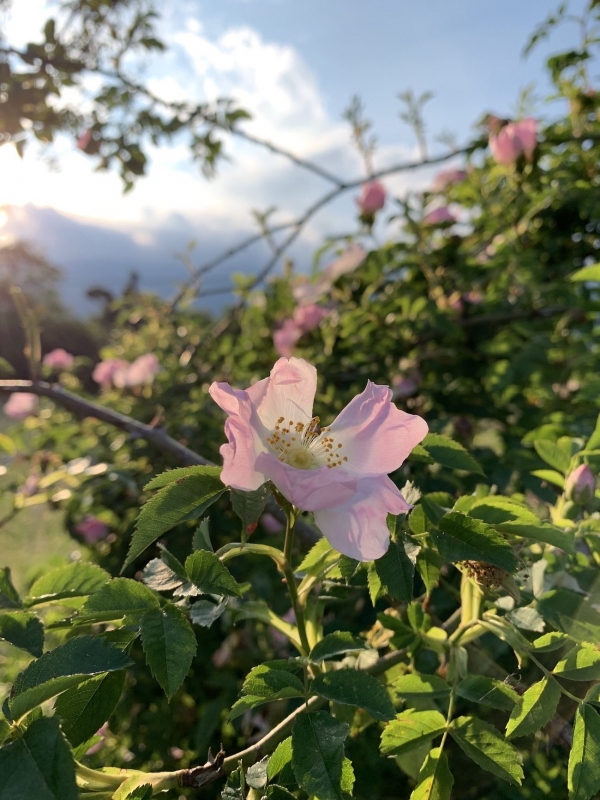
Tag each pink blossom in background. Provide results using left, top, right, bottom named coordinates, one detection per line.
left=356, top=180, right=386, bottom=215
left=463, top=290, right=484, bottom=306
left=293, top=304, right=327, bottom=333
left=392, top=375, right=420, bottom=399
left=422, top=206, right=456, bottom=226
left=43, top=348, right=74, bottom=370
left=565, top=464, right=595, bottom=504
left=75, top=515, right=109, bottom=544
left=92, top=358, right=129, bottom=387
left=85, top=723, right=109, bottom=756
left=273, top=319, right=302, bottom=358
left=293, top=244, right=367, bottom=305
left=116, top=353, right=160, bottom=387
left=432, top=169, right=468, bottom=192
left=209, top=357, right=428, bottom=561
left=489, top=118, right=537, bottom=165
left=76, top=130, right=92, bottom=151
left=3, top=393, right=38, bottom=420
left=260, top=512, right=284, bottom=534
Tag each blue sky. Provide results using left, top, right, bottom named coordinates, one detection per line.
left=0, top=0, right=592, bottom=311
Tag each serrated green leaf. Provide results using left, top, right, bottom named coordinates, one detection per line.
left=422, top=433, right=484, bottom=475
left=507, top=606, right=545, bottom=632
left=0, top=716, right=78, bottom=800
left=530, top=631, right=570, bottom=652
left=292, top=712, right=349, bottom=800
left=0, top=567, right=21, bottom=609
left=456, top=676, right=518, bottom=711
left=27, top=563, right=110, bottom=605
left=450, top=715, right=523, bottom=784
left=139, top=604, right=197, bottom=700
left=421, top=496, right=449, bottom=526
left=410, top=746, right=453, bottom=800
left=506, top=677, right=561, bottom=738
left=0, top=611, right=43, bottom=656
left=297, top=539, right=339, bottom=576
left=246, top=756, right=269, bottom=789
left=122, top=786, right=152, bottom=800
left=228, top=694, right=271, bottom=720
left=144, top=465, right=222, bottom=490
left=10, top=635, right=132, bottom=721
left=393, top=674, right=450, bottom=701
left=192, top=518, right=213, bottom=552
left=554, top=645, right=600, bottom=681
left=367, top=562, right=382, bottom=605
left=268, top=736, right=292, bottom=780
left=189, top=598, right=228, bottom=627
left=570, top=263, right=600, bottom=282
left=534, top=440, right=571, bottom=474
left=55, top=671, right=124, bottom=747
left=311, top=669, right=395, bottom=721
left=241, top=663, right=304, bottom=701
left=141, top=559, right=182, bottom=592
left=380, top=709, right=446, bottom=756
left=433, top=512, right=517, bottom=572
left=230, top=485, right=271, bottom=534
left=309, top=632, right=366, bottom=662
left=569, top=703, right=600, bottom=800
left=416, top=547, right=442, bottom=596
left=80, top=578, right=160, bottom=622
left=185, top=550, right=242, bottom=596
left=124, top=471, right=226, bottom=569
left=266, top=786, right=296, bottom=800
left=531, top=469, right=566, bottom=488
left=537, top=589, right=600, bottom=643
left=374, top=539, right=416, bottom=602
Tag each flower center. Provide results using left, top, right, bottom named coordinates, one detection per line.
left=265, top=416, right=347, bottom=470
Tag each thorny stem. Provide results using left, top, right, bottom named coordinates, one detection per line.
left=282, top=507, right=312, bottom=656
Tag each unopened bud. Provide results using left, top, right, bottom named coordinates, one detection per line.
left=565, top=464, right=595, bottom=504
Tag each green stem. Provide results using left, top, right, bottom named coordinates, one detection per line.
left=75, top=763, right=125, bottom=789
left=282, top=507, right=311, bottom=656
left=216, top=542, right=285, bottom=568
left=529, top=653, right=583, bottom=704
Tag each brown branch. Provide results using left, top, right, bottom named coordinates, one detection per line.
left=0, top=380, right=318, bottom=543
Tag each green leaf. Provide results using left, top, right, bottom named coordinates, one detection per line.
left=421, top=433, right=484, bottom=475
left=421, top=496, right=450, bottom=526
left=230, top=485, right=271, bottom=534
left=124, top=470, right=226, bottom=569
left=393, top=674, right=450, bottom=701
left=309, top=632, right=366, bottom=662
left=450, top=715, right=524, bottom=784
left=121, top=786, right=152, bottom=800
left=144, top=465, right=222, bottom=490
left=292, top=712, right=349, bottom=800
left=587, top=414, right=600, bottom=451
left=569, top=703, right=600, bottom=800
left=338, top=555, right=359, bottom=582
left=0, top=611, right=43, bottom=656
left=374, top=539, right=416, bottom=602
left=297, top=539, right=339, bottom=576
left=455, top=676, right=518, bottom=711
left=0, top=567, right=21, bottom=609
left=534, top=440, right=571, bottom=474
left=241, top=662, right=304, bottom=700
left=554, top=645, right=600, bottom=681
left=433, top=512, right=517, bottom=572
left=141, top=559, right=182, bottom=592
left=341, top=757, right=355, bottom=795
left=266, top=786, right=296, bottom=800
left=530, top=631, right=570, bottom=652
left=570, top=263, right=600, bottom=282
left=416, top=548, right=442, bottom=596
left=531, top=469, right=566, bottom=488
left=380, top=710, right=446, bottom=756
left=189, top=598, right=228, bottom=627
left=54, top=671, right=124, bottom=747
left=246, top=757, right=269, bottom=790
left=139, top=603, right=197, bottom=700
left=0, top=716, right=77, bottom=800
left=268, top=736, right=292, bottom=780
left=311, top=670, right=395, bottom=721
left=10, top=635, right=132, bottom=721
left=537, top=589, right=600, bottom=643
left=81, top=578, right=160, bottom=622
left=507, top=606, right=545, bottom=632
left=192, top=518, right=213, bottom=552
left=367, top=562, right=382, bottom=605
left=506, top=677, right=561, bottom=738
left=184, top=550, right=242, bottom=597
left=27, top=563, right=110, bottom=605
left=410, top=747, right=453, bottom=800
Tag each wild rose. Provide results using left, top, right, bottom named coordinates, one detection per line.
left=565, top=464, right=595, bottom=504
left=293, top=304, right=327, bottom=333
left=274, top=319, right=303, bottom=358
left=3, top=393, right=38, bottom=420
left=423, top=206, right=456, bottom=226
left=43, top=348, right=74, bottom=370
left=93, top=358, right=129, bottom=387
left=209, top=357, right=428, bottom=560
left=489, top=118, right=537, bottom=165
left=293, top=244, right=367, bottom=305
left=75, top=515, right=109, bottom=544
left=432, top=169, right=468, bottom=192
left=116, top=353, right=160, bottom=387
left=356, top=181, right=386, bottom=215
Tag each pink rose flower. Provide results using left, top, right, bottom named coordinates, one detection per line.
left=75, top=515, right=109, bottom=544
left=116, top=353, right=160, bottom=387
left=209, top=358, right=428, bottom=560
left=293, top=244, right=367, bottom=306
left=274, top=319, right=302, bottom=358
left=489, top=118, right=537, bottom=165
left=293, top=304, right=327, bottom=333
left=422, top=206, right=456, bottom=226
left=43, top=349, right=75, bottom=370
left=565, top=464, right=595, bottom=504
left=3, top=393, right=38, bottom=420
left=93, top=358, right=129, bottom=387
left=432, top=169, right=468, bottom=192
left=356, top=181, right=386, bottom=215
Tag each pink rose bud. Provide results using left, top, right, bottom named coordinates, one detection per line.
left=273, top=319, right=302, bottom=358
left=565, top=464, right=595, bottom=504
left=489, top=118, right=537, bottom=165
left=293, top=304, right=327, bottom=333
left=432, top=169, right=468, bottom=192
left=3, top=392, right=38, bottom=420
left=43, top=349, right=75, bottom=370
left=92, top=358, right=129, bottom=387
left=422, top=206, right=456, bottom=226
left=75, top=515, right=109, bottom=544
left=356, top=181, right=386, bottom=215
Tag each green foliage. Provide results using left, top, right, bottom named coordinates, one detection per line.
left=309, top=632, right=367, bottom=662
left=410, top=747, right=454, bottom=800
left=55, top=671, right=125, bottom=747
left=568, top=704, right=600, bottom=800
left=380, top=710, right=447, bottom=756
left=450, top=716, right=524, bottom=785
left=292, top=712, right=349, bottom=800
left=433, top=512, right=517, bottom=571
left=184, top=550, right=243, bottom=596
left=312, top=669, right=395, bottom=720
left=139, top=604, right=197, bottom=700
left=505, top=677, right=562, bottom=739
left=27, top=563, right=110, bottom=604
left=0, top=611, right=43, bottom=656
